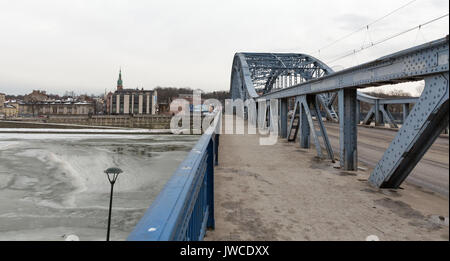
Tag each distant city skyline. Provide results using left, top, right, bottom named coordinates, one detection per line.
left=0, top=0, right=448, bottom=96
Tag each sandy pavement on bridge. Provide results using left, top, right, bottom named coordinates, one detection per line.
left=204, top=131, right=449, bottom=241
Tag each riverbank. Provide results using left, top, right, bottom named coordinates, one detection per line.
left=2, top=114, right=172, bottom=129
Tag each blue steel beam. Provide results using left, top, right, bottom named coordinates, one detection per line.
left=357, top=92, right=419, bottom=105
left=339, top=89, right=358, bottom=170
left=358, top=92, right=418, bottom=126
left=258, top=36, right=449, bottom=99
left=230, top=53, right=333, bottom=99
left=321, top=91, right=419, bottom=125
left=231, top=35, right=449, bottom=186
left=230, top=52, right=338, bottom=121
left=317, top=92, right=339, bottom=122
left=369, top=73, right=449, bottom=188
left=299, top=95, right=323, bottom=157
left=298, top=98, right=311, bottom=148
left=287, top=101, right=300, bottom=142
left=279, top=98, right=288, bottom=138
left=313, top=95, right=335, bottom=162
left=402, top=103, right=410, bottom=122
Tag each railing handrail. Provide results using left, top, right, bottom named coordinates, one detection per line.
left=127, top=112, right=221, bottom=241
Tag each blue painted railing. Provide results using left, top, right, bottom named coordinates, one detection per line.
left=127, top=113, right=220, bottom=241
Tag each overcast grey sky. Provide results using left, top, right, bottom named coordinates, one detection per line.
left=0, top=0, right=448, bottom=96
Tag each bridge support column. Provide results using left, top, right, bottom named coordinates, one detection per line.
left=369, top=73, right=449, bottom=188
left=374, top=99, right=384, bottom=126
left=356, top=100, right=360, bottom=125
left=313, top=96, right=335, bottom=162
left=287, top=100, right=300, bottom=142
left=362, top=106, right=375, bottom=126
left=257, top=100, right=267, bottom=130
left=380, top=105, right=398, bottom=128
left=402, top=103, right=410, bottom=123
left=317, top=93, right=339, bottom=122
left=279, top=98, right=288, bottom=138
left=299, top=98, right=310, bottom=149
left=338, top=89, right=358, bottom=171
left=303, top=95, right=322, bottom=156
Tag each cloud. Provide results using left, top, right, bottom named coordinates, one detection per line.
left=0, top=0, right=448, bottom=96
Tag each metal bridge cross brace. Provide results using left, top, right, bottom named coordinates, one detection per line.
left=299, top=95, right=322, bottom=156
left=369, top=73, right=449, bottom=188
left=312, top=96, right=335, bottom=162
left=319, top=92, right=418, bottom=127
left=362, top=101, right=399, bottom=128
left=286, top=95, right=334, bottom=161
left=287, top=100, right=300, bottom=142
left=402, top=103, right=411, bottom=123
left=317, top=93, right=339, bottom=122
left=279, top=98, right=288, bottom=138
left=258, top=100, right=278, bottom=135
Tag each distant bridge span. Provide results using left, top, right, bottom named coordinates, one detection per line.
left=230, top=36, right=449, bottom=189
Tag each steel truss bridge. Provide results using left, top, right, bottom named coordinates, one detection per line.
left=128, top=36, right=448, bottom=241
left=230, top=36, right=449, bottom=189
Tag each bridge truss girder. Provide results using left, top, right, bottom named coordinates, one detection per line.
left=322, top=91, right=419, bottom=126
left=230, top=53, right=334, bottom=102
left=230, top=36, right=449, bottom=189
left=368, top=73, right=449, bottom=188
left=285, top=95, right=335, bottom=162
left=362, top=102, right=399, bottom=128
left=317, top=92, right=339, bottom=122
left=357, top=92, right=418, bottom=127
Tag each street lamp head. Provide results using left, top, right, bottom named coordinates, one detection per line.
left=105, top=167, right=123, bottom=184
left=105, top=167, right=123, bottom=175
left=104, top=167, right=123, bottom=241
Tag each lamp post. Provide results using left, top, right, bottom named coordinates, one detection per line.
left=104, top=167, right=123, bottom=241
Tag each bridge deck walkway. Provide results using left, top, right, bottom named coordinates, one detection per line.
left=204, top=128, right=448, bottom=241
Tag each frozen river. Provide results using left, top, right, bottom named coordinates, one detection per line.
left=0, top=131, right=199, bottom=241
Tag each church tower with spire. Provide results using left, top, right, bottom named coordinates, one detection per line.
left=107, top=68, right=157, bottom=115
left=117, top=69, right=123, bottom=91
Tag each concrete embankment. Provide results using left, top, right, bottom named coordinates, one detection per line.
left=2, top=114, right=173, bottom=129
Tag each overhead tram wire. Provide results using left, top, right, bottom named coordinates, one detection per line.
left=325, top=13, right=449, bottom=65
left=314, top=0, right=418, bottom=55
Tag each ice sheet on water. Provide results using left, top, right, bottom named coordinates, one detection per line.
left=0, top=133, right=199, bottom=240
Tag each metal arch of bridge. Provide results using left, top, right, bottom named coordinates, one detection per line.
left=230, top=52, right=340, bottom=122
left=230, top=36, right=449, bottom=189
left=230, top=52, right=334, bottom=97
left=230, top=52, right=419, bottom=125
